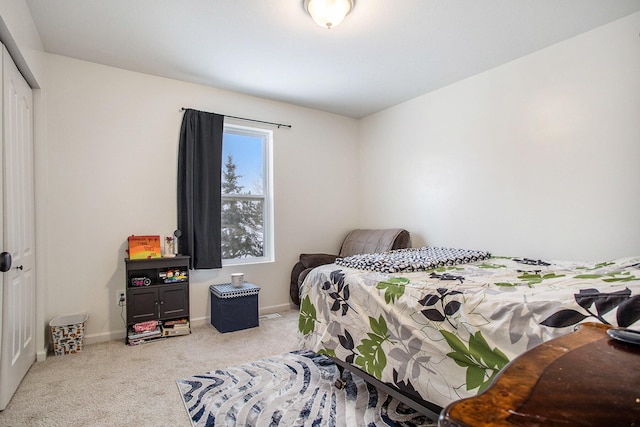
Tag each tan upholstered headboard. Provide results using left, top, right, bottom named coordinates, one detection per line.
left=338, top=228, right=410, bottom=258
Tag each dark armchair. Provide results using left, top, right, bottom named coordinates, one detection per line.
left=290, top=228, right=411, bottom=305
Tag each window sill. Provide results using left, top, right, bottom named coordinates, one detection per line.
left=222, top=257, right=275, bottom=267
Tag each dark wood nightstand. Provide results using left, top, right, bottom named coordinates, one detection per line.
left=124, top=256, right=190, bottom=344
left=438, top=322, right=640, bottom=427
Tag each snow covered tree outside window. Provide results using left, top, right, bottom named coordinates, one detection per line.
left=221, top=125, right=273, bottom=264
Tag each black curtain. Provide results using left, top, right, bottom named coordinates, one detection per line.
left=177, top=109, right=224, bottom=269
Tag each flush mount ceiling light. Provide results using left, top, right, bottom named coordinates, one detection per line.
left=304, top=0, right=355, bottom=30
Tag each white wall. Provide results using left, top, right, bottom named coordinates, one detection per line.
left=359, top=12, right=640, bottom=261
left=43, top=54, right=360, bottom=342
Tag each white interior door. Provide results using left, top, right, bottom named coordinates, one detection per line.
left=0, top=45, right=36, bottom=411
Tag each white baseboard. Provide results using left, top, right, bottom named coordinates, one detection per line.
left=260, top=303, right=296, bottom=315
left=37, top=347, right=48, bottom=362
left=84, top=329, right=126, bottom=345
left=37, top=330, right=122, bottom=360
left=68, top=303, right=298, bottom=347
left=189, top=316, right=209, bottom=327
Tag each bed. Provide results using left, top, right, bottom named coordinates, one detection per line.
left=297, top=247, right=640, bottom=418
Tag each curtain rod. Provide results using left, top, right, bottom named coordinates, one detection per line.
left=181, top=108, right=292, bottom=129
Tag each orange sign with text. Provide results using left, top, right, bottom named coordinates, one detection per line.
left=128, top=235, right=162, bottom=260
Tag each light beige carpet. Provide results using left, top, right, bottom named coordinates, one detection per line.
left=0, top=310, right=300, bottom=427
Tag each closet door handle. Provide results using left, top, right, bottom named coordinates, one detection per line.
left=0, top=252, right=12, bottom=272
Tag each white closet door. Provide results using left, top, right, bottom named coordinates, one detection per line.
left=0, top=45, right=36, bottom=411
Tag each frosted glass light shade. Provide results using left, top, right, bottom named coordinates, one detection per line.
left=304, top=0, right=354, bottom=29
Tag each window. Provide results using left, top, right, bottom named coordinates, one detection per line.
left=221, top=124, right=273, bottom=264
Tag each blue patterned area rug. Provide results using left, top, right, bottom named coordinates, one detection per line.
left=177, top=350, right=436, bottom=427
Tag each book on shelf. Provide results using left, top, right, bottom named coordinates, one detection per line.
left=163, top=318, right=189, bottom=329
left=127, top=326, right=162, bottom=346
left=127, top=319, right=190, bottom=343
left=161, top=326, right=190, bottom=337
left=161, top=318, right=190, bottom=336
left=128, top=326, right=162, bottom=340
left=163, top=318, right=189, bottom=327
left=163, top=323, right=189, bottom=329
left=128, top=335, right=165, bottom=346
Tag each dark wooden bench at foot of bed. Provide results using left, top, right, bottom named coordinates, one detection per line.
left=439, top=322, right=640, bottom=427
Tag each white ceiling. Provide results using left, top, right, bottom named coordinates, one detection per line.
left=24, top=0, right=640, bottom=118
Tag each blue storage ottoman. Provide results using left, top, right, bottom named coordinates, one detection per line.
left=209, top=283, right=260, bottom=333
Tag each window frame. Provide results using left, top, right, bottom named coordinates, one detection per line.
left=221, top=123, right=274, bottom=266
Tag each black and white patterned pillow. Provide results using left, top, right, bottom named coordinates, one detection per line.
left=335, top=246, right=491, bottom=273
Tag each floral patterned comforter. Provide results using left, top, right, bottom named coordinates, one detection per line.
left=297, top=255, right=640, bottom=409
